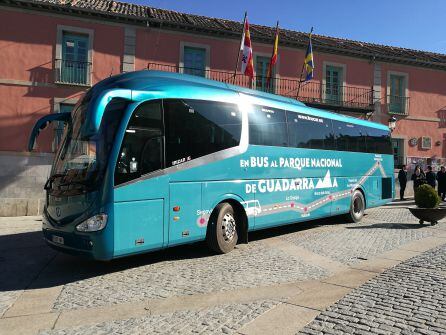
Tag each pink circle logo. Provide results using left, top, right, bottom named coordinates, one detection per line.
left=197, top=216, right=208, bottom=227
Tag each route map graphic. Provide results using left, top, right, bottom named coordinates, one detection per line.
left=245, top=160, right=387, bottom=218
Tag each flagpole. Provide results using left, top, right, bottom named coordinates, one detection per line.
left=232, top=11, right=247, bottom=85
left=296, top=27, right=313, bottom=100
left=267, top=20, right=279, bottom=91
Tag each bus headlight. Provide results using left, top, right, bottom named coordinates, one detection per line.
left=76, top=214, right=108, bottom=232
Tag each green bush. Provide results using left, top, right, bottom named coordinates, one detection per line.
left=415, top=184, right=440, bottom=208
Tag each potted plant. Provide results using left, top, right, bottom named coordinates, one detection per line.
left=409, top=184, right=446, bottom=225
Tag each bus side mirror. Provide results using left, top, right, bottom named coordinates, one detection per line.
left=28, top=112, right=71, bottom=151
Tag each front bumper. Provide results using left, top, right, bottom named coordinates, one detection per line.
left=42, top=212, right=113, bottom=261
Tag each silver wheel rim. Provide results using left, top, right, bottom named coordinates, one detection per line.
left=222, top=213, right=236, bottom=242
left=353, top=196, right=363, bottom=217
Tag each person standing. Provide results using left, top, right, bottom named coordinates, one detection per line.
left=437, top=166, right=446, bottom=201
left=425, top=166, right=436, bottom=189
left=411, top=165, right=426, bottom=192
left=397, top=165, right=408, bottom=200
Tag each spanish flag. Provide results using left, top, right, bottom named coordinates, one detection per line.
left=304, top=28, right=314, bottom=81
left=266, top=21, right=279, bottom=88
left=241, top=16, right=254, bottom=79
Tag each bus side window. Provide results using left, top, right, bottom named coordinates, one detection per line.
left=115, top=101, right=163, bottom=185
left=163, top=99, right=241, bottom=167
left=333, top=121, right=367, bottom=153
left=287, top=112, right=335, bottom=150
left=249, top=106, right=288, bottom=147
left=366, top=127, right=392, bottom=154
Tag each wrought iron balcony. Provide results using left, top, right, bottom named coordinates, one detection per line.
left=55, top=59, right=91, bottom=86
left=147, top=63, right=374, bottom=113
left=387, top=95, right=410, bottom=115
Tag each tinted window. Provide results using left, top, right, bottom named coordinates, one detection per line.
left=249, top=106, right=288, bottom=147
left=164, top=99, right=241, bottom=167
left=115, top=101, right=163, bottom=185
left=287, top=112, right=335, bottom=150
left=366, top=127, right=392, bottom=154
left=333, top=121, right=367, bottom=152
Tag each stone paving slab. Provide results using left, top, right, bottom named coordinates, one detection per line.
left=0, top=312, right=59, bottom=335
left=287, top=282, right=351, bottom=312
left=299, top=243, right=446, bottom=335
left=238, top=303, right=319, bottom=335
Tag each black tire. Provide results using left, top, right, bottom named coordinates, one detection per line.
left=345, top=190, right=365, bottom=223
left=206, top=202, right=238, bottom=254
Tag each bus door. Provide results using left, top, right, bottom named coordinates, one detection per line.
left=113, top=100, right=166, bottom=255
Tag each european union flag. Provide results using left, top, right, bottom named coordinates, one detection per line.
left=304, top=33, right=314, bottom=81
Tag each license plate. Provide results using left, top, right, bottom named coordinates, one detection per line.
left=52, top=235, right=64, bottom=245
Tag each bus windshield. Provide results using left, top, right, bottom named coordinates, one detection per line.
left=49, top=97, right=128, bottom=194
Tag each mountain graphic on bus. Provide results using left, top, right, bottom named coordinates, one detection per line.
left=315, top=170, right=338, bottom=189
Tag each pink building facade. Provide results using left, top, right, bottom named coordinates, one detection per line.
left=1, top=0, right=446, bottom=215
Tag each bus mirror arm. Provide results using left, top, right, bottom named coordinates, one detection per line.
left=28, top=112, right=71, bottom=151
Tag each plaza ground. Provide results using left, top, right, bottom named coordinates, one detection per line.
left=0, top=203, right=445, bottom=335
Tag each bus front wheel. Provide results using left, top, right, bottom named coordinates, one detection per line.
left=346, top=190, right=365, bottom=223
left=207, top=202, right=238, bottom=254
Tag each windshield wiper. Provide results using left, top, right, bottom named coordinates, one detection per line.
left=44, top=173, right=67, bottom=190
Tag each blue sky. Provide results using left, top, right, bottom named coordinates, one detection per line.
left=126, top=0, right=445, bottom=54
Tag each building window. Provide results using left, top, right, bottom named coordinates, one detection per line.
left=387, top=72, right=408, bottom=115
left=56, top=26, right=93, bottom=86
left=183, top=46, right=206, bottom=77
left=392, top=138, right=405, bottom=168
left=324, top=65, right=344, bottom=104
left=180, top=42, right=210, bottom=78
left=255, top=56, right=275, bottom=93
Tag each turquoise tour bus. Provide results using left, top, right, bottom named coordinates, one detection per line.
left=28, top=71, right=394, bottom=260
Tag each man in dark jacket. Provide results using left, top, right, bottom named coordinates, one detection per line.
left=397, top=165, right=407, bottom=200
left=426, top=166, right=436, bottom=189
left=437, top=166, right=446, bottom=201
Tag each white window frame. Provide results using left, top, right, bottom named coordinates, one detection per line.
left=322, top=61, right=347, bottom=102
left=179, top=42, right=210, bottom=78
left=386, top=71, right=409, bottom=115
left=56, top=25, right=94, bottom=86
left=52, top=97, right=78, bottom=152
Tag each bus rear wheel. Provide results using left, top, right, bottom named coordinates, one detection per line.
left=346, top=190, right=365, bottom=223
left=206, top=202, right=238, bottom=254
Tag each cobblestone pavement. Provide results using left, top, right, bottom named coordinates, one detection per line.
left=53, top=241, right=327, bottom=310
left=365, top=207, right=420, bottom=223
left=41, top=300, right=280, bottom=335
left=300, top=243, right=446, bottom=335
left=282, top=219, right=433, bottom=265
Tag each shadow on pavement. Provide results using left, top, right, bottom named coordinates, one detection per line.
left=346, top=222, right=424, bottom=230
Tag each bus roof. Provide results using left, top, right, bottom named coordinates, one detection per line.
left=93, top=70, right=389, bottom=131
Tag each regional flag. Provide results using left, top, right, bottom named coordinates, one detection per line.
left=304, top=30, right=314, bottom=81
left=241, top=17, right=254, bottom=79
left=266, top=22, right=279, bottom=87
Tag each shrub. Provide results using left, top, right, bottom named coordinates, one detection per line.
left=415, top=184, right=440, bottom=208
